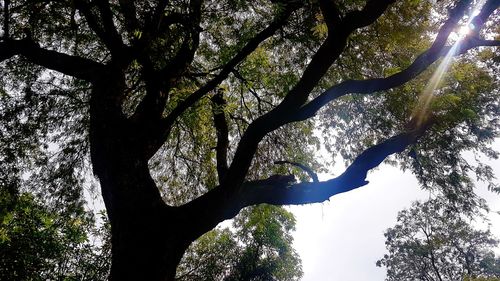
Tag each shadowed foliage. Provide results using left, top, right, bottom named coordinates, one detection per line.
left=0, top=0, right=499, bottom=279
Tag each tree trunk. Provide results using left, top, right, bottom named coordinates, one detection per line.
left=88, top=77, right=190, bottom=280
left=99, top=162, right=190, bottom=281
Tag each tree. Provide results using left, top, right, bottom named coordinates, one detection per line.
left=0, top=0, right=498, bottom=280
left=377, top=198, right=500, bottom=281
left=0, top=188, right=111, bottom=280
left=177, top=205, right=302, bottom=281
left=0, top=188, right=300, bottom=280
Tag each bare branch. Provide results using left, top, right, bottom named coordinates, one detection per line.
left=0, top=39, right=106, bottom=82
left=212, top=90, right=230, bottom=181
left=3, top=0, right=9, bottom=39
left=274, top=160, right=319, bottom=183
left=242, top=120, right=433, bottom=206
left=118, top=0, right=139, bottom=33
left=75, top=0, right=124, bottom=54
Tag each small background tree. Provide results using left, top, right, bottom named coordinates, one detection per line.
left=377, top=198, right=500, bottom=281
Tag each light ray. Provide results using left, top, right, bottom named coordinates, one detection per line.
left=411, top=2, right=482, bottom=127
left=412, top=41, right=461, bottom=127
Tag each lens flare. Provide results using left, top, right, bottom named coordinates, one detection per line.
left=412, top=41, right=461, bottom=127
left=411, top=1, right=482, bottom=127
left=458, top=25, right=471, bottom=36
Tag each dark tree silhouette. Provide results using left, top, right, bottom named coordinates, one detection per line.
left=0, top=0, right=499, bottom=280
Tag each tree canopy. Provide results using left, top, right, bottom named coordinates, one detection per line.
left=177, top=205, right=302, bottom=281
left=0, top=188, right=111, bottom=280
left=0, top=0, right=499, bottom=279
left=377, top=198, right=500, bottom=281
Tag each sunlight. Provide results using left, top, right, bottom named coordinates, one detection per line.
left=412, top=40, right=461, bottom=127
left=458, top=24, right=472, bottom=36
left=411, top=5, right=481, bottom=127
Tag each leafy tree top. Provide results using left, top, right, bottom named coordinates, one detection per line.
left=378, top=197, right=500, bottom=281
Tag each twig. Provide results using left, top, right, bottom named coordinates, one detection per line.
left=274, top=160, right=319, bottom=183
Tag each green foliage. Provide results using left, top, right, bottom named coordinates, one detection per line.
left=377, top=198, right=500, bottom=281
left=0, top=189, right=110, bottom=280
left=322, top=45, right=500, bottom=212
left=177, top=205, right=302, bottom=281
left=0, top=0, right=499, bottom=279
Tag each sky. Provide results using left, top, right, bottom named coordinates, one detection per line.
left=290, top=6, right=499, bottom=280
left=291, top=144, right=500, bottom=281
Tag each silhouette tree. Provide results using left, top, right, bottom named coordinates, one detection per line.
left=0, top=0, right=499, bottom=279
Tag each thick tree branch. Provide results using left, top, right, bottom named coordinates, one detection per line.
left=240, top=0, right=498, bottom=205
left=3, top=0, right=9, bottom=39
left=95, top=0, right=124, bottom=51
left=0, top=39, right=106, bottom=82
left=176, top=0, right=495, bottom=240
left=75, top=1, right=109, bottom=47
left=130, top=0, right=203, bottom=155
left=284, top=0, right=397, bottom=109
left=212, top=91, right=230, bottom=182
left=118, top=0, right=139, bottom=33
left=178, top=117, right=433, bottom=241
left=175, top=0, right=400, bottom=241
left=319, top=0, right=341, bottom=33
left=294, top=38, right=500, bottom=122
left=288, top=0, right=497, bottom=121
left=221, top=0, right=398, bottom=197
left=471, top=0, right=498, bottom=31
left=241, top=120, right=433, bottom=206
left=157, top=0, right=203, bottom=81
left=75, top=0, right=124, bottom=55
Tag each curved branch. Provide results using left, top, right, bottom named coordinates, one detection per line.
left=175, top=0, right=494, bottom=241
left=95, top=0, right=124, bottom=50
left=274, top=160, right=319, bottom=183
left=221, top=0, right=399, bottom=196
left=319, top=0, right=341, bottom=32
left=157, top=0, right=203, bottom=81
left=178, top=117, right=433, bottom=241
left=294, top=37, right=500, bottom=122
left=242, top=120, right=433, bottom=206
left=75, top=0, right=124, bottom=55
left=0, top=39, right=106, bottom=82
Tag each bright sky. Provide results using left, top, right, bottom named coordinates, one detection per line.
left=291, top=20, right=500, bottom=277
left=291, top=142, right=500, bottom=281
